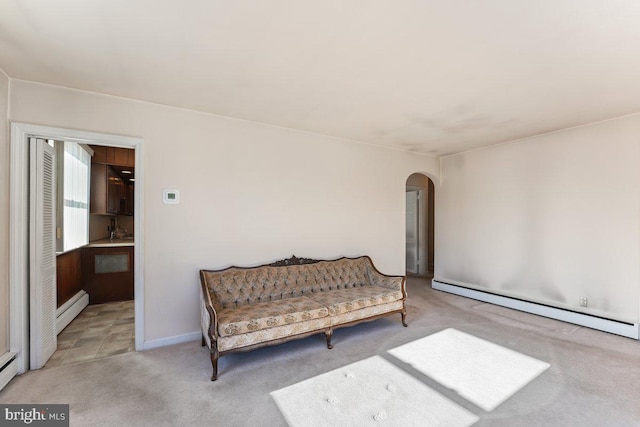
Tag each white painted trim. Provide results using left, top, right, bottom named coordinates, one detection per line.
left=0, top=356, right=18, bottom=391
left=133, top=142, right=145, bottom=351
left=10, top=123, right=145, bottom=375
left=432, top=280, right=640, bottom=340
left=10, top=123, right=30, bottom=373
left=56, top=289, right=85, bottom=316
left=142, top=331, right=201, bottom=351
left=56, top=291, right=89, bottom=334
left=0, top=352, right=15, bottom=369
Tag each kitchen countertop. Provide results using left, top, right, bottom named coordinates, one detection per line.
left=55, top=238, right=135, bottom=256
left=86, top=238, right=135, bottom=248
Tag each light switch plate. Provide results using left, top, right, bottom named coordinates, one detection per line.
left=163, top=189, right=180, bottom=204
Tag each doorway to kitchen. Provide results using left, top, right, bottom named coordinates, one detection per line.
left=9, top=123, right=144, bottom=376
left=45, top=142, right=137, bottom=368
left=405, top=173, right=435, bottom=278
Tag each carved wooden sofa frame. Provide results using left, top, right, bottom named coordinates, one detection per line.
left=200, top=255, right=407, bottom=381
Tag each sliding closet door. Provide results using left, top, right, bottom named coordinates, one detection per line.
left=29, top=138, right=57, bottom=369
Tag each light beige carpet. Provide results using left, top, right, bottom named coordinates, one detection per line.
left=271, top=355, right=479, bottom=427
left=3, top=278, right=639, bottom=426
left=388, top=328, right=550, bottom=412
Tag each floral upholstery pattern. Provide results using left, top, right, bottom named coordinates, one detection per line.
left=218, top=317, right=332, bottom=352
left=329, top=300, right=404, bottom=326
left=367, top=273, right=403, bottom=292
left=203, top=258, right=383, bottom=309
left=200, top=255, right=407, bottom=376
left=308, top=286, right=403, bottom=316
left=217, top=296, right=329, bottom=337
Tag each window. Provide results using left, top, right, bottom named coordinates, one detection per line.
left=62, top=141, right=91, bottom=251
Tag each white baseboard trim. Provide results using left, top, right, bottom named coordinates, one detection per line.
left=0, top=355, right=18, bottom=391
left=432, top=280, right=640, bottom=340
left=142, top=331, right=201, bottom=351
left=56, top=291, right=89, bottom=334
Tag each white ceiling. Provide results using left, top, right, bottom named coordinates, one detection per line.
left=2, top=1, right=640, bottom=156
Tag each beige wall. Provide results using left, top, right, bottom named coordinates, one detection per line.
left=8, top=80, right=439, bottom=342
left=437, top=114, right=640, bottom=323
left=0, top=70, right=8, bottom=354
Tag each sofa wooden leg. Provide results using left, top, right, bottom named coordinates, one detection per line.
left=210, top=349, right=219, bottom=381
left=325, top=330, right=334, bottom=350
left=401, top=311, right=408, bottom=327
left=201, top=334, right=206, bottom=347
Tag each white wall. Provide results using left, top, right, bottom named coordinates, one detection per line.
left=437, top=114, right=640, bottom=323
left=0, top=70, right=9, bottom=353
left=8, top=80, right=438, bottom=343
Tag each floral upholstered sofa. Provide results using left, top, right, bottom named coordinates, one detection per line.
left=199, top=255, right=407, bottom=380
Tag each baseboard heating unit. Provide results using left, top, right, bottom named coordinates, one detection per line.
left=432, top=280, right=639, bottom=340
left=56, top=290, right=89, bottom=334
left=0, top=353, right=18, bottom=391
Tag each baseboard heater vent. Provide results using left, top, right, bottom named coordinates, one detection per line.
left=56, top=290, right=89, bottom=334
left=0, top=353, right=18, bottom=391
left=432, top=280, right=639, bottom=340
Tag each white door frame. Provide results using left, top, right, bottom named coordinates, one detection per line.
left=10, top=123, right=145, bottom=373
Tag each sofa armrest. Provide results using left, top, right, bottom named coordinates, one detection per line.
left=371, top=274, right=404, bottom=291
left=199, top=271, right=220, bottom=349
left=364, top=256, right=407, bottom=298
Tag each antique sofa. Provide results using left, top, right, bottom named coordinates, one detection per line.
left=199, top=255, right=407, bottom=380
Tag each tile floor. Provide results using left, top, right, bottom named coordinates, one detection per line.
left=45, top=300, right=135, bottom=368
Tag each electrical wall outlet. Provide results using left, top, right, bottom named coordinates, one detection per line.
left=579, top=296, right=588, bottom=307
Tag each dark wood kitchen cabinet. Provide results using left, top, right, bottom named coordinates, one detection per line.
left=91, top=145, right=134, bottom=167
left=56, top=248, right=83, bottom=308
left=106, top=166, right=124, bottom=214
left=82, top=246, right=134, bottom=304
left=90, top=163, right=108, bottom=214
left=90, top=163, right=134, bottom=216
left=125, top=183, right=134, bottom=216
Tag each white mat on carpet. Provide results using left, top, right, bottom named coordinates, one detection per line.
left=271, top=355, right=479, bottom=427
left=388, top=328, right=550, bottom=411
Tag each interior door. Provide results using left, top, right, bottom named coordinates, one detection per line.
left=29, top=138, right=57, bottom=369
left=406, top=190, right=419, bottom=274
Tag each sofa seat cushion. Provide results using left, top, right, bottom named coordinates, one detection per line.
left=217, top=296, right=329, bottom=337
left=218, top=317, right=332, bottom=352
left=309, top=286, right=403, bottom=316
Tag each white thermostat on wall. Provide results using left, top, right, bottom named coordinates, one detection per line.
left=163, top=189, right=180, bottom=204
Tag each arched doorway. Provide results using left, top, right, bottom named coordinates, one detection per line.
left=406, top=173, right=434, bottom=277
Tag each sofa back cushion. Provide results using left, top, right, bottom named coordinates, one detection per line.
left=203, top=257, right=373, bottom=309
